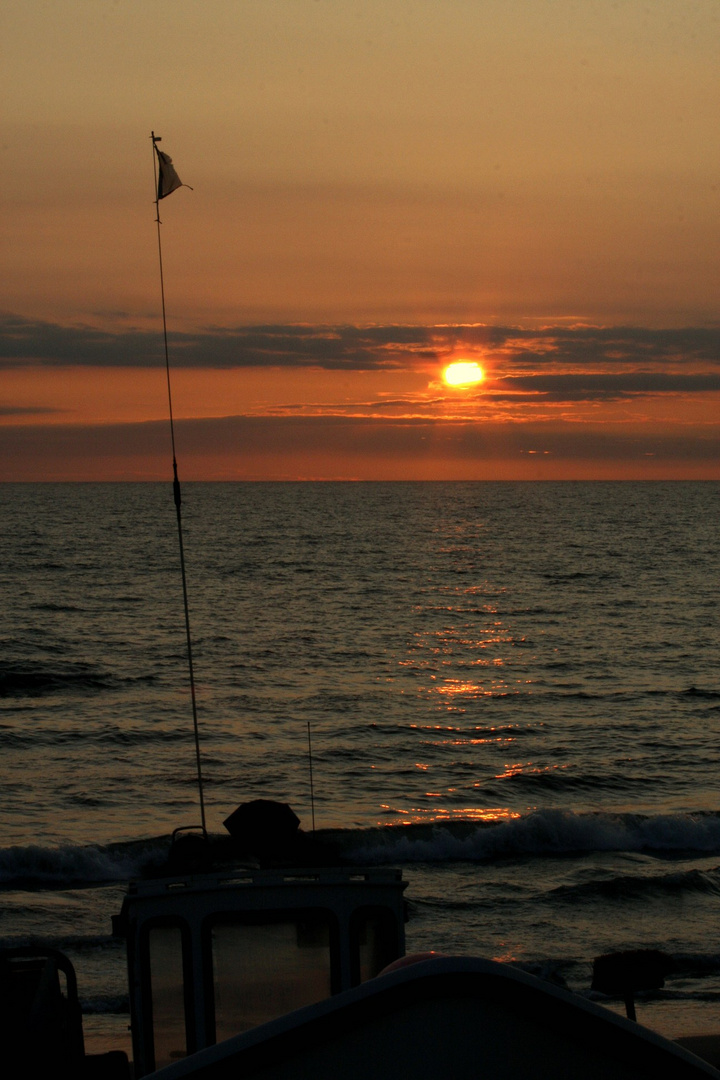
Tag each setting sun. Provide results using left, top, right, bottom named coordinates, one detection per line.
left=443, top=361, right=485, bottom=387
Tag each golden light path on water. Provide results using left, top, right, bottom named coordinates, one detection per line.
left=381, top=720, right=529, bottom=825
left=381, top=585, right=543, bottom=825
left=379, top=805, right=522, bottom=825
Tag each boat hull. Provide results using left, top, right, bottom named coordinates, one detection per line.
left=150, top=956, right=720, bottom=1079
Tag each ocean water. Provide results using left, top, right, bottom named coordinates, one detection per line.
left=2, top=481, right=720, bottom=1051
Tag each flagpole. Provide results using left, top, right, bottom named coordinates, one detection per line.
left=151, top=132, right=207, bottom=837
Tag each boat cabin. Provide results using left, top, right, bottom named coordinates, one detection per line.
left=113, top=866, right=406, bottom=1077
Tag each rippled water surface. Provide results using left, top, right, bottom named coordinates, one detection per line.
left=2, top=481, right=719, bottom=1042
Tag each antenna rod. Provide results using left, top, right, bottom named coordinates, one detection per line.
left=151, top=131, right=207, bottom=836
left=307, top=722, right=316, bottom=834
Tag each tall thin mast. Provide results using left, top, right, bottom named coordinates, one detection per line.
left=151, top=132, right=206, bottom=836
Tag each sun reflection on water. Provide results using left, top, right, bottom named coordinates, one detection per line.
left=494, top=762, right=570, bottom=780
left=492, top=947, right=525, bottom=965
left=436, top=680, right=502, bottom=697
left=378, top=805, right=522, bottom=825
left=408, top=722, right=523, bottom=746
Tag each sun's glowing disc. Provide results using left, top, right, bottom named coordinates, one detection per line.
left=443, top=361, right=484, bottom=387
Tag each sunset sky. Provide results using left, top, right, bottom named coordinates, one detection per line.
left=2, top=0, right=719, bottom=480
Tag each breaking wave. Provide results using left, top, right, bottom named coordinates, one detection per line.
left=347, top=809, right=720, bottom=864
left=0, top=838, right=169, bottom=889
left=5, top=810, right=720, bottom=889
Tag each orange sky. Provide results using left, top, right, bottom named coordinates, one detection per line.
left=2, top=1, right=719, bottom=480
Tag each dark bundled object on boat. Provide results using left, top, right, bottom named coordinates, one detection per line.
left=162, top=800, right=344, bottom=874
left=223, top=798, right=345, bottom=865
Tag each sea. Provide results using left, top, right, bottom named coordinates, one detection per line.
left=2, top=480, right=719, bottom=1054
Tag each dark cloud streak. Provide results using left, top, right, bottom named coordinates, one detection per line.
left=496, top=371, right=720, bottom=401
left=2, top=313, right=719, bottom=374
left=0, top=315, right=434, bottom=370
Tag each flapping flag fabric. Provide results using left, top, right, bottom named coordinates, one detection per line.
left=156, top=149, right=191, bottom=200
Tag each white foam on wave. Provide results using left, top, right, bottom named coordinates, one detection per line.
left=0, top=842, right=144, bottom=886
left=352, top=809, right=720, bottom=863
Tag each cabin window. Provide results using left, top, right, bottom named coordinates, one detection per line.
left=350, top=907, right=401, bottom=984
left=208, top=913, right=334, bottom=1042
left=146, top=923, right=192, bottom=1071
